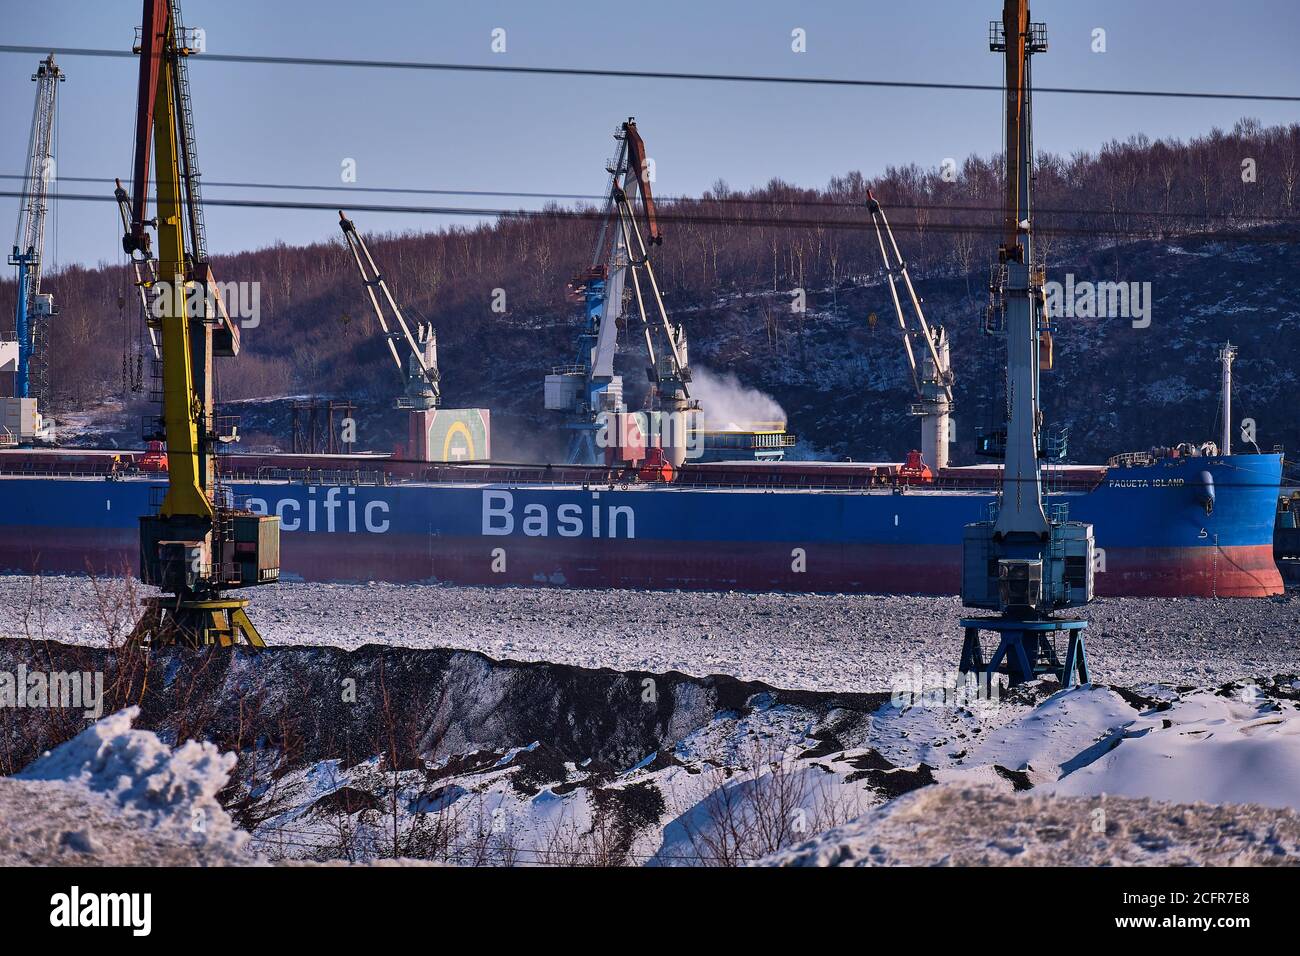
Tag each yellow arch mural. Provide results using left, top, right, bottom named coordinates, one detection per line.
left=440, top=420, right=476, bottom=462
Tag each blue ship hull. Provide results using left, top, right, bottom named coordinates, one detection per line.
left=0, top=453, right=1283, bottom=597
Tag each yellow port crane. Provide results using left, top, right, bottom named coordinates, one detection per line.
left=120, top=0, right=279, bottom=648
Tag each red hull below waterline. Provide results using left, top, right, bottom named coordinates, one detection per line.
left=0, top=526, right=1281, bottom=599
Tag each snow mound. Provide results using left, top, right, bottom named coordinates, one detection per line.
left=16, top=707, right=249, bottom=855
left=758, top=784, right=1300, bottom=866
left=871, top=684, right=1136, bottom=780
left=961, top=686, right=1134, bottom=774
left=1048, top=692, right=1300, bottom=810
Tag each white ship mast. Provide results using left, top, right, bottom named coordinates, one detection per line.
left=1219, top=342, right=1236, bottom=457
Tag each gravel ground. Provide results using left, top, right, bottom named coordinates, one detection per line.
left=1, top=574, right=1296, bottom=692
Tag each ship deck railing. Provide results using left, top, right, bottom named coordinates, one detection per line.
left=673, top=474, right=1099, bottom=495
left=401, top=470, right=1099, bottom=496
left=244, top=466, right=392, bottom=486
left=1107, top=451, right=1156, bottom=468
left=0, top=465, right=136, bottom=479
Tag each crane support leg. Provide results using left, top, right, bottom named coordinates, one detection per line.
left=959, top=617, right=1090, bottom=689
left=129, top=597, right=267, bottom=649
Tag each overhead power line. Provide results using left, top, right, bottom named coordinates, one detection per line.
left=2, top=44, right=1299, bottom=102
left=3, top=189, right=1297, bottom=245
left=5, top=172, right=1298, bottom=225
left=0, top=172, right=601, bottom=204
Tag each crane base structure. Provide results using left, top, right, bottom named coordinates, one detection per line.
left=128, top=597, right=267, bottom=649
left=958, top=617, right=1089, bottom=689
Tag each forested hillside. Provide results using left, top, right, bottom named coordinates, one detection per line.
left=4, top=118, right=1298, bottom=462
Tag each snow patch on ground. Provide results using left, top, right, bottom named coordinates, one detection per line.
left=16, top=706, right=251, bottom=857
left=1049, top=692, right=1300, bottom=809
left=2, top=708, right=255, bottom=865
left=958, top=686, right=1137, bottom=779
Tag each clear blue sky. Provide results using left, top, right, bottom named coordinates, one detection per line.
left=4, top=0, right=1298, bottom=269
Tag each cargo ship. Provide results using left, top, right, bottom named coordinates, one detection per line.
left=0, top=2, right=1284, bottom=603
left=0, top=446, right=1284, bottom=598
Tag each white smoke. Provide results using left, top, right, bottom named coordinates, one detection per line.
left=690, top=367, right=786, bottom=432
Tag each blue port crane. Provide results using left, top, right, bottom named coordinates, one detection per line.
left=958, top=0, right=1095, bottom=689
left=8, top=54, right=64, bottom=420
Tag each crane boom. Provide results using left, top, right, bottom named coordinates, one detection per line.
left=992, top=0, right=1046, bottom=537
left=866, top=189, right=954, bottom=469
left=9, top=54, right=63, bottom=417
left=1001, top=0, right=1030, bottom=258
left=607, top=123, right=688, bottom=393
left=337, top=210, right=440, bottom=410
left=123, top=1, right=167, bottom=259
left=620, top=120, right=661, bottom=247
left=124, top=0, right=238, bottom=357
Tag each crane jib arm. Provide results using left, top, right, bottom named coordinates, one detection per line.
left=622, top=121, right=662, bottom=246
left=1002, top=0, right=1028, bottom=259
left=126, top=0, right=169, bottom=257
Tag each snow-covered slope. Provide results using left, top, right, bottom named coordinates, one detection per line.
left=758, top=785, right=1300, bottom=866
left=1048, top=691, right=1300, bottom=809
left=2, top=633, right=1297, bottom=866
